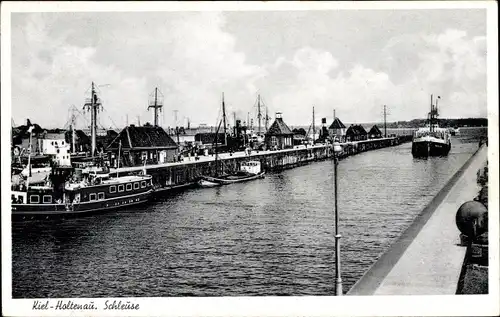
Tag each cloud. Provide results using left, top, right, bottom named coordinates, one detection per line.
left=11, top=12, right=265, bottom=129
left=260, top=28, right=486, bottom=125
left=11, top=12, right=486, bottom=129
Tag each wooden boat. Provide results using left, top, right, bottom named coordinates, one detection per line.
left=198, top=161, right=265, bottom=187
left=198, top=94, right=265, bottom=188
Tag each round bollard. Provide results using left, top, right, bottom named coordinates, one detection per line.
left=455, top=201, right=488, bottom=239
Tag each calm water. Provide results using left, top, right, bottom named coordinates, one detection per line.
left=12, top=133, right=484, bottom=297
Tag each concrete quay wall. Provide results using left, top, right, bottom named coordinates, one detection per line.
left=111, top=136, right=408, bottom=192
left=348, top=144, right=488, bottom=295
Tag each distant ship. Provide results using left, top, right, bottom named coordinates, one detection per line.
left=412, top=95, right=451, bottom=157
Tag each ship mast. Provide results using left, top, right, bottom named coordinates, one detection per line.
left=26, top=122, right=33, bottom=191
left=70, top=106, right=77, bottom=154
left=312, top=106, right=316, bottom=143
left=83, top=82, right=102, bottom=156
left=222, top=92, right=227, bottom=146
left=214, top=120, right=222, bottom=177
left=265, top=107, right=269, bottom=131
left=148, top=87, right=163, bottom=127
left=116, top=139, right=122, bottom=177
left=429, top=94, right=433, bottom=132
left=383, top=105, right=387, bottom=138
left=429, top=94, right=440, bottom=133
left=435, top=95, right=440, bottom=130
left=257, top=94, right=262, bottom=136
left=233, top=112, right=236, bottom=136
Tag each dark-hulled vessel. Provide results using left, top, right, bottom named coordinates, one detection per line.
left=412, top=94, right=451, bottom=157
left=198, top=93, right=265, bottom=188
left=11, top=165, right=153, bottom=217
left=198, top=160, right=265, bottom=187
left=11, top=82, right=153, bottom=218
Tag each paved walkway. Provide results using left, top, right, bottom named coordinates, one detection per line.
left=349, top=145, right=487, bottom=295
left=111, top=138, right=397, bottom=173
left=110, top=144, right=329, bottom=173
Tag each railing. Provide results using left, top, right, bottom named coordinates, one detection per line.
left=414, top=131, right=447, bottom=139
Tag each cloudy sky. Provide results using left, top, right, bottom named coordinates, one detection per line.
left=11, top=8, right=487, bottom=129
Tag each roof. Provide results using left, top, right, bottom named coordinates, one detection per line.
left=64, top=129, right=91, bottom=144
left=106, top=125, right=178, bottom=150
left=182, top=128, right=201, bottom=136
left=76, top=130, right=90, bottom=143
left=45, top=128, right=66, bottom=134
left=368, top=125, right=382, bottom=135
left=346, top=124, right=368, bottom=136
left=12, top=120, right=45, bottom=144
left=266, top=118, right=293, bottom=135
left=329, top=117, right=346, bottom=129
left=43, top=132, right=66, bottom=140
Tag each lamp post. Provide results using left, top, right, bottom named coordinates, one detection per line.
left=333, top=141, right=343, bottom=296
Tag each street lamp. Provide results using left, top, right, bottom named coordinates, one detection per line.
left=333, top=141, right=343, bottom=296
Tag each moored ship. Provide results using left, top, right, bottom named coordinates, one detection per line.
left=412, top=95, right=451, bottom=157
left=197, top=93, right=266, bottom=188
left=11, top=165, right=153, bottom=217
left=11, top=82, right=153, bottom=218
left=412, top=127, right=451, bottom=157
left=198, top=160, right=265, bottom=187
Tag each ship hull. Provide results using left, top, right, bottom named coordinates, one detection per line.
left=412, top=140, right=451, bottom=157
left=11, top=190, right=152, bottom=218
left=198, top=172, right=265, bottom=188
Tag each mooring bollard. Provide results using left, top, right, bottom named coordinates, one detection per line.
left=456, top=200, right=488, bottom=244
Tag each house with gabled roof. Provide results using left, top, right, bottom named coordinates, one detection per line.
left=345, top=124, right=368, bottom=142
left=265, top=112, right=294, bottom=150
left=329, top=117, right=347, bottom=142
left=106, top=124, right=178, bottom=167
left=368, top=125, right=383, bottom=139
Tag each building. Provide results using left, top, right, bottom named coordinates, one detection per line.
left=81, top=127, right=108, bottom=137
left=368, top=125, right=383, bottom=139
left=293, top=134, right=306, bottom=145
left=176, top=128, right=197, bottom=145
left=12, top=120, right=45, bottom=155
left=265, top=113, right=294, bottom=150
left=106, top=124, right=178, bottom=167
left=64, top=129, right=91, bottom=153
left=345, top=125, right=368, bottom=142
left=39, top=132, right=71, bottom=165
left=195, top=133, right=226, bottom=146
left=40, top=132, right=67, bottom=154
left=98, top=130, right=119, bottom=150
left=329, top=117, right=347, bottom=142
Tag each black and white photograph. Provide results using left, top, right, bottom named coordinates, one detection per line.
left=1, top=1, right=498, bottom=316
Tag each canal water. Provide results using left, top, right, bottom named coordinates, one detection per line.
left=12, top=132, right=485, bottom=297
